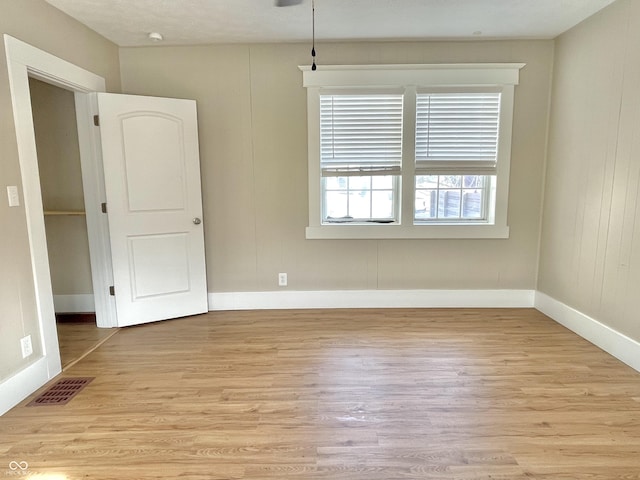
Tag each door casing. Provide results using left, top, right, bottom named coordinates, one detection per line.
left=1, top=34, right=115, bottom=415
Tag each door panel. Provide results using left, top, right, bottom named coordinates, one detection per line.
left=121, top=114, right=187, bottom=212
left=97, top=93, right=208, bottom=327
left=128, top=233, right=191, bottom=298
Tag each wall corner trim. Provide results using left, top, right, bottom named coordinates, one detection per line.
left=208, top=289, right=535, bottom=311
left=535, top=291, right=640, bottom=374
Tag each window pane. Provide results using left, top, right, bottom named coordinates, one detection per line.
left=325, top=176, right=346, bottom=190
left=325, top=191, right=348, bottom=219
left=372, top=175, right=393, bottom=189
left=462, top=190, right=483, bottom=219
left=323, top=175, right=397, bottom=222
left=415, top=175, right=488, bottom=222
left=372, top=191, right=393, bottom=218
left=416, top=175, right=438, bottom=189
left=415, top=190, right=436, bottom=219
left=348, top=176, right=371, bottom=191
left=349, top=190, right=371, bottom=219
left=439, top=175, right=461, bottom=188
left=439, top=190, right=461, bottom=218
left=463, top=175, right=483, bottom=188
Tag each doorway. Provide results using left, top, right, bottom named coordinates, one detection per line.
left=2, top=35, right=208, bottom=414
left=28, top=78, right=118, bottom=369
left=1, top=34, right=112, bottom=414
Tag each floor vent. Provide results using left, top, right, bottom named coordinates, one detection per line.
left=27, top=377, right=94, bottom=406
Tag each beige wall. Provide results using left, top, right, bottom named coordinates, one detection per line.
left=120, top=40, right=554, bottom=293
left=4, top=0, right=634, bottom=398
left=30, top=78, right=93, bottom=297
left=0, top=0, right=119, bottom=380
left=539, top=0, right=640, bottom=341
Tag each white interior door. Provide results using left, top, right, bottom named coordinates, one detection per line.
left=97, top=93, right=208, bottom=327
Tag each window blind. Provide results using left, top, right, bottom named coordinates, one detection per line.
left=415, top=92, right=501, bottom=174
left=320, top=94, right=403, bottom=177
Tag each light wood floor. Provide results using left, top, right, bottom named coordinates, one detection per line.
left=56, top=319, right=119, bottom=369
left=2, top=308, right=640, bottom=479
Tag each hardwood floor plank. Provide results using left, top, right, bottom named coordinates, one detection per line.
left=56, top=320, right=119, bottom=369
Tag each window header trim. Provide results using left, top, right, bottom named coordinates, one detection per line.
left=300, top=63, right=525, bottom=88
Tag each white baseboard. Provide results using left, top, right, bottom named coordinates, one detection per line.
left=208, top=289, right=535, bottom=311
left=535, top=291, right=640, bottom=373
left=53, top=294, right=95, bottom=313
left=0, top=357, right=59, bottom=416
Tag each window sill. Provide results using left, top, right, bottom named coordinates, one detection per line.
left=306, top=224, right=509, bottom=240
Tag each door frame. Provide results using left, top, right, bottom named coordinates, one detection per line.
left=1, top=35, right=115, bottom=413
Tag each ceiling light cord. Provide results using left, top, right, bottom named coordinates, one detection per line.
left=311, top=0, right=317, bottom=70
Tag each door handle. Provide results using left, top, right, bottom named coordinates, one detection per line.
left=193, top=217, right=202, bottom=225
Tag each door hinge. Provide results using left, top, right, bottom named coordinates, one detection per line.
left=109, top=286, right=115, bottom=296
left=93, top=115, right=100, bottom=126
left=101, top=202, right=107, bottom=213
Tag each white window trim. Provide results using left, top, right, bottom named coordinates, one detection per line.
left=301, top=63, right=525, bottom=240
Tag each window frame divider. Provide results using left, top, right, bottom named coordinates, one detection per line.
left=401, top=86, right=417, bottom=227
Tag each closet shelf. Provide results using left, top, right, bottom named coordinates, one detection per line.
left=44, top=210, right=86, bottom=216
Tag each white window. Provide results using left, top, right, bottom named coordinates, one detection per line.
left=320, top=92, right=402, bottom=223
left=301, top=64, right=524, bottom=239
left=414, top=91, right=500, bottom=223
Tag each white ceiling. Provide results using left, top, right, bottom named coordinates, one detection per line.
left=44, top=0, right=617, bottom=47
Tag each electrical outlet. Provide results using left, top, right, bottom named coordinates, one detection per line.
left=20, top=335, right=33, bottom=359
left=278, top=272, right=288, bottom=287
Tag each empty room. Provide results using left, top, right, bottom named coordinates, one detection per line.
left=1, top=0, right=640, bottom=478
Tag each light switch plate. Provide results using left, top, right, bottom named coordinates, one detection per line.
left=7, top=186, right=20, bottom=207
